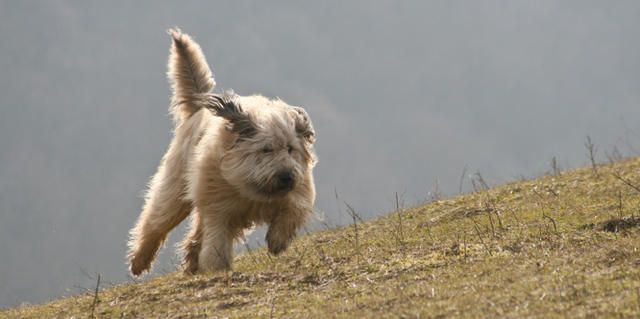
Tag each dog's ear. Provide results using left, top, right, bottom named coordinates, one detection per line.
left=291, top=106, right=315, bottom=144
left=198, top=93, right=257, bottom=138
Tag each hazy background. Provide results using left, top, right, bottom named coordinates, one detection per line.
left=1, top=0, right=639, bottom=307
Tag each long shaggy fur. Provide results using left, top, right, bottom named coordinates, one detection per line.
left=167, top=28, right=215, bottom=121
left=127, top=29, right=317, bottom=276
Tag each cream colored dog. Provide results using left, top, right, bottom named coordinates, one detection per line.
left=127, top=29, right=317, bottom=276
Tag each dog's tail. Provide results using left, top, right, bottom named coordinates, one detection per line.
left=167, top=28, right=216, bottom=122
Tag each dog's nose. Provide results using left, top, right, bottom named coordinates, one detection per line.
left=276, top=171, right=294, bottom=190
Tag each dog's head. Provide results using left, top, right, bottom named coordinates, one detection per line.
left=199, top=92, right=316, bottom=201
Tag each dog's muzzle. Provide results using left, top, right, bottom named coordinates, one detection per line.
left=274, top=170, right=295, bottom=192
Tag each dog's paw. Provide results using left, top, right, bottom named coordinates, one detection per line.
left=266, top=230, right=292, bottom=255
left=267, top=242, right=289, bottom=255
left=181, top=252, right=200, bottom=275
left=129, top=253, right=152, bottom=276
left=267, top=241, right=288, bottom=255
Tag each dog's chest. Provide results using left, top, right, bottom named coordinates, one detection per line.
left=235, top=200, right=292, bottom=228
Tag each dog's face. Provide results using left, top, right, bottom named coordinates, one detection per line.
left=199, top=93, right=316, bottom=201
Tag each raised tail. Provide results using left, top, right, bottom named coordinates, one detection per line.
left=167, top=28, right=216, bottom=122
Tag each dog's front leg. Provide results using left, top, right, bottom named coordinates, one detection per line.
left=197, top=211, right=235, bottom=272
left=266, top=207, right=309, bottom=255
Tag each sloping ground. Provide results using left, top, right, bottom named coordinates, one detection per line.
left=4, top=158, right=640, bottom=318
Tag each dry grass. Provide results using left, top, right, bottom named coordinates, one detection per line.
left=4, top=157, right=640, bottom=318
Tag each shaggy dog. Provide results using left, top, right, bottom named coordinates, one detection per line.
left=127, top=29, right=317, bottom=276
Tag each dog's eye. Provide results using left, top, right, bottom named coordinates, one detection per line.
left=262, top=146, right=273, bottom=153
left=287, top=145, right=293, bottom=154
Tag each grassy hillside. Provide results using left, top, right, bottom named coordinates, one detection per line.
left=4, top=158, right=640, bottom=318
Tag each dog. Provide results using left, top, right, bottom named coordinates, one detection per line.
left=127, top=29, right=317, bottom=276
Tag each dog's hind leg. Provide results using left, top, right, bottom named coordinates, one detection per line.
left=180, top=211, right=203, bottom=274
left=127, top=139, right=192, bottom=276
left=126, top=29, right=215, bottom=276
